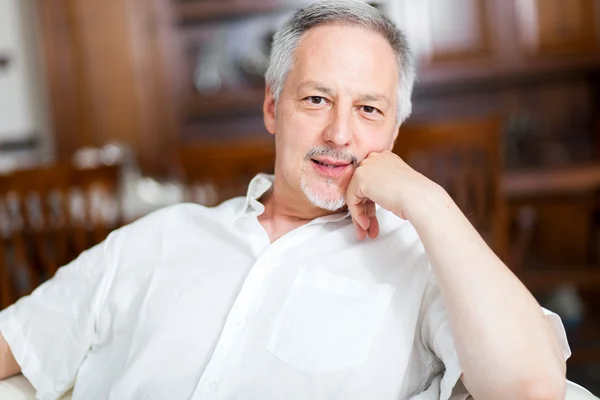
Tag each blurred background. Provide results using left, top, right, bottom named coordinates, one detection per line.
left=1, top=0, right=600, bottom=391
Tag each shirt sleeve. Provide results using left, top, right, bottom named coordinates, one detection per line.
left=0, top=232, right=118, bottom=400
left=418, top=272, right=572, bottom=400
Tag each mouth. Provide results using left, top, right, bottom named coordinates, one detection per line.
left=311, top=159, right=350, bottom=168
left=310, top=158, right=352, bottom=177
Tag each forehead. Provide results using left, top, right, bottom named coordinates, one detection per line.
left=289, top=23, right=399, bottom=95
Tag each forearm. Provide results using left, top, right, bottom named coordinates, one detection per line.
left=411, top=190, right=566, bottom=399
left=0, top=334, right=20, bottom=380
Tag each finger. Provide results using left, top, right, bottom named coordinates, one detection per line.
left=352, top=216, right=368, bottom=241
left=347, top=192, right=370, bottom=231
left=366, top=201, right=380, bottom=239
left=368, top=217, right=379, bottom=239
left=356, top=221, right=368, bottom=241
left=366, top=200, right=376, bottom=219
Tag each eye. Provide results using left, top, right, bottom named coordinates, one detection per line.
left=361, top=105, right=379, bottom=114
left=306, top=96, right=328, bottom=105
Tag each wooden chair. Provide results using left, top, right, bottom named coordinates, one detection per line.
left=393, top=117, right=507, bottom=260
left=178, top=140, right=275, bottom=206
left=0, top=164, right=122, bottom=309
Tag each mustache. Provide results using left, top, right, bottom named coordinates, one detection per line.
left=305, top=146, right=358, bottom=167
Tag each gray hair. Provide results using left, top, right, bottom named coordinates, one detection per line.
left=265, top=0, right=416, bottom=125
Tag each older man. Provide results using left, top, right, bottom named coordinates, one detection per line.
left=0, top=1, right=569, bottom=399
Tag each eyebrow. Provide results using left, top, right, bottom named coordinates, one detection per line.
left=298, top=80, right=336, bottom=97
left=356, top=93, right=390, bottom=106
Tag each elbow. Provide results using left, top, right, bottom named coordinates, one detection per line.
left=516, top=376, right=566, bottom=400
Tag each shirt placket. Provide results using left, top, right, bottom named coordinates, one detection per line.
left=190, top=215, right=326, bottom=399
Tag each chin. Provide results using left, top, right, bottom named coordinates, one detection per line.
left=300, top=175, right=347, bottom=211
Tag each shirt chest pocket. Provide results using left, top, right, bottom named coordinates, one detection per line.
left=266, top=267, right=395, bottom=375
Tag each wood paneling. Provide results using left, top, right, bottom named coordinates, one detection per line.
left=508, top=195, right=595, bottom=268
left=516, top=0, right=599, bottom=56
left=176, top=0, right=283, bottom=24
left=395, top=117, right=507, bottom=259
left=36, top=0, right=177, bottom=177
left=503, top=163, right=600, bottom=198
left=37, top=0, right=600, bottom=161
left=37, top=0, right=87, bottom=160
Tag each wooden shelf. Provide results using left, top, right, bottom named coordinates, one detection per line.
left=176, top=1, right=285, bottom=24
left=175, top=0, right=390, bottom=25
left=519, top=268, right=600, bottom=292
left=186, top=89, right=266, bottom=120
left=502, top=163, right=600, bottom=199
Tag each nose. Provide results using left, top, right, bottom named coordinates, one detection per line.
left=323, top=104, right=354, bottom=147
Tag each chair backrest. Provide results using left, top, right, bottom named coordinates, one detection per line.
left=179, top=140, right=275, bottom=206
left=0, top=164, right=121, bottom=308
left=393, top=117, right=506, bottom=258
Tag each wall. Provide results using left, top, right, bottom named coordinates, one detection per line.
left=0, top=0, right=52, bottom=169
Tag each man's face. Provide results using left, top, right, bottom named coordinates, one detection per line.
left=264, top=23, right=400, bottom=211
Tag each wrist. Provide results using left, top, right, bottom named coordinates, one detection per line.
left=403, top=184, right=457, bottom=226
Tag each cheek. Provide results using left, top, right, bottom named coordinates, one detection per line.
left=354, top=126, right=397, bottom=156
left=280, top=117, right=322, bottom=152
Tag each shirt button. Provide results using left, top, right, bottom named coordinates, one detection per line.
left=209, top=380, right=218, bottom=391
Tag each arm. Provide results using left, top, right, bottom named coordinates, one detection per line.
left=0, top=334, right=20, bottom=380
left=346, top=151, right=566, bottom=400
left=408, top=185, right=566, bottom=399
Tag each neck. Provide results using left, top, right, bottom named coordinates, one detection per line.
left=257, top=177, right=341, bottom=242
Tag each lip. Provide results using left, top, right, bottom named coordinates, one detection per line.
left=310, top=158, right=352, bottom=177
left=313, top=157, right=351, bottom=167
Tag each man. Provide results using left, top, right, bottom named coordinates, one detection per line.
left=0, top=1, right=569, bottom=399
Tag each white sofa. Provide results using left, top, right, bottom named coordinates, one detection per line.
left=0, top=374, right=597, bottom=400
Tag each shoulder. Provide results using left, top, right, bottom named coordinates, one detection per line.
left=127, top=198, right=245, bottom=230
left=104, top=199, right=244, bottom=257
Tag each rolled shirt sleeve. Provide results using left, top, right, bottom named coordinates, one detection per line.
left=419, top=273, right=572, bottom=400
left=0, top=233, right=117, bottom=400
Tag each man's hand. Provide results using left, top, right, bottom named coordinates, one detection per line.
left=347, top=154, right=567, bottom=399
left=345, top=151, right=450, bottom=240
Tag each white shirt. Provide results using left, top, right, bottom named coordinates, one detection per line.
left=0, top=174, right=570, bottom=400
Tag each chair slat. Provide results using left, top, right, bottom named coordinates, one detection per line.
left=0, top=164, right=122, bottom=308
left=394, top=117, right=506, bottom=260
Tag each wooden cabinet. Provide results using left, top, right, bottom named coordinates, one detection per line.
left=515, top=0, right=599, bottom=57
left=398, top=0, right=600, bottom=86
left=515, top=0, right=599, bottom=56
left=36, top=0, right=600, bottom=172
left=36, top=0, right=178, bottom=176
left=176, top=0, right=284, bottom=24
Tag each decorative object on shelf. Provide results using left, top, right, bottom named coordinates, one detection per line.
left=192, top=13, right=291, bottom=96
left=235, top=29, right=275, bottom=86
left=0, top=52, right=11, bottom=70
left=194, top=30, right=227, bottom=95
left=542, top=283, right=586, bottom=329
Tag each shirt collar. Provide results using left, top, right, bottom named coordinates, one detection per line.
left=238, top=173, right=273, bottom=218
left=235, top=174, right=351, bottom=223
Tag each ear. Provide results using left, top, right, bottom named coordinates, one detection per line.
left=263, top=85, right=277, bottom=135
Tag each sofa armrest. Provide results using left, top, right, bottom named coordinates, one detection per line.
left=1, top=374, right=596, bottom=400
left=0, top=374, right=73, bottom=400
left=568, top=380, right=599, bottom=400
left=0, top=374, right=36, bottom=400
